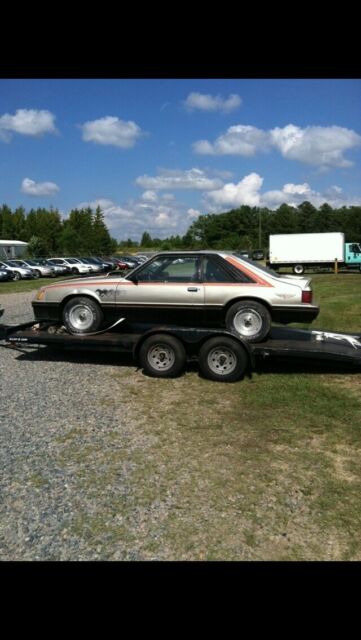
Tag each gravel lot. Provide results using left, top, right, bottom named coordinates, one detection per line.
left=0, top=291, right=158, bottom=560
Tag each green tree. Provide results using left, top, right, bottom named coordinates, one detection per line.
left=92, top=206, right=113, bottom=254
left=140, top=231, right=152, bottom=247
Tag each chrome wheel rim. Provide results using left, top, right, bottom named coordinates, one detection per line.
left=68, top=304, right=95, bottom=331
left=207, top=347, right=237, bottom=375
left=294, top=265, right=304, bottom=274
left=233, top=309, right=262, bottom=337
left=147, top=345, right=175, bottom=371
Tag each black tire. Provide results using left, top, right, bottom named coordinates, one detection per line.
left=63, top=296, right=103, bottom=334
left=139, top=334, right=186, bottom=378
left=71, top=267, right=79, bottom=274
left=33, top=270, right=41, bottom=278
left=198, top=336, right=249, bottom=382
left=225, top=299, right=271, bottom=343
left=13, top=271, right=21, bottom=281
left=293, top=264, right=305, bottom=275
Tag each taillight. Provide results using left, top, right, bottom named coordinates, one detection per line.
left=302, top=290, right=313, bottom=304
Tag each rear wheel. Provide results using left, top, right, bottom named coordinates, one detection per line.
left=139, top=334, right=186, bottom=378
left=198, top=336, right=249, bottom=382
left=293, top=264, right=305, bottom=275
left=225, top=300, right=271, bottom=343
left=63, top=296, right=103, bottom=334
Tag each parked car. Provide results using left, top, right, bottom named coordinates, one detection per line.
left=117, top=255, right=142, bottom=269
left=0, top=267, right=15, bottom=281
left=0, top=260, right=35, bottom=280
left=106, top=256, right=130, bottom=270
left=82, top=257, right=113, bottom=272
left=35, top=259, right=70, bottom=276
left=32, top=250, right=319, bottom=343
left=48, top=258, right=92, bottom=275
left=252, top=249, right=265, bottom=261
left=73, top=258, right=103, bottom=274
left=6, top=259, right=55, bottom=278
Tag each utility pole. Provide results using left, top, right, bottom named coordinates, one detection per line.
left=258, top=208, right=262, bottom=248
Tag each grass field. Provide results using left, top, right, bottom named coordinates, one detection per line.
left=105, top=273, right=361, bottom=559
left=2, top=272, right=361, bottom=559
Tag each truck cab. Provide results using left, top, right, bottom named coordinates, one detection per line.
left=345, top=243, right=361, bottom=267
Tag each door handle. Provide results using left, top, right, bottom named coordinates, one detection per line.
left=187, top=287, right=200, bottom=292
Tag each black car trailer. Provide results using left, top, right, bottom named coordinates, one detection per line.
left=1, top=307, right=361, bottom=382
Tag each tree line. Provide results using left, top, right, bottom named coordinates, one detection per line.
left=132, top=202, right=361, bottom=252
left=0, top=205, right=118, bottom=256
left=1, top=201, right=361, bottom=255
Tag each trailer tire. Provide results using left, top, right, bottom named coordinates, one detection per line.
left=293, top=264, right=305, bottom=275
left=139, top=334, right=186, bottom=378
left=225, top=300, right=271, bottom=343
left=63, top=296, right=103, bottom=334
left=198, top=336, right=248, bottom=382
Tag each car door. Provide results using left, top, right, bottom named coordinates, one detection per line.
left=115, top=255, right=205, bottom=326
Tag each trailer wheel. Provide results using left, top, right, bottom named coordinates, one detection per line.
left=198, top=336, right=249, bottom=382
left=63, top=296, right=103, bottom=334
left=139, top=334, right=186, bottom=378
left=225, top=300, right=271, bottom=342
left=293, top=264, right=305, bottom=275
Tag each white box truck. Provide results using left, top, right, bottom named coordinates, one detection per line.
left=267, top=232, right=361, bottom=275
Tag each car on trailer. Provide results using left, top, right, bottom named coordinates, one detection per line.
left=31, top=250, right=319, bottom=343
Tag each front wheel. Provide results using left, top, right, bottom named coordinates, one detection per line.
left=225, top=300, right=271, bottom=343
left=198, top=336, right=249, bottom=382
left=139, top=334, right=186, bottom=378
left=63, top=296, right=103, bottom=334
left=12, top=271, right=21, bottom=281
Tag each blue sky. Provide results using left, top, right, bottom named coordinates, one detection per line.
left=1, top=78, right=360, bottom=241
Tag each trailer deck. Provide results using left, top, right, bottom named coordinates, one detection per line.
left=1, top=307, right=361, bottom=379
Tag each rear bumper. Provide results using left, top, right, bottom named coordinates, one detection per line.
left=271, top=304, right=320, bottom=324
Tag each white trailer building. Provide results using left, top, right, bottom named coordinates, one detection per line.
left=0, top=240, right=29, bottom=259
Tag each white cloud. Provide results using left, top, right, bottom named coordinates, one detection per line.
left=206, top=173, right=264, bottom=208
left=184, top=92, right=242, bottom=113
left=193, top=125, right=270, bottom=156
left=0, top=109, right=57, bottom=141
left=270, top=124, right=361, bottom=167
left=187, top=208, right=202, bottom=219
left=76, top=193, right=197, bottom=241
left=135, top=168, right=223, bottom=191
left=194, top=123, right=361, bottom=168
left=204, top=173, right=361, bottom=211
left=21, top=178, right=60, bottom=197
left=81, top=116, right=144, bottom=148
left=141, top=190, right=158, bottom=202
